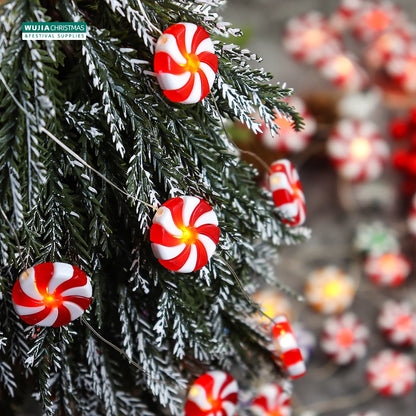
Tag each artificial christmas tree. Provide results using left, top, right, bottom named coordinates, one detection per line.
left=0, top=1, right=308, bottom=415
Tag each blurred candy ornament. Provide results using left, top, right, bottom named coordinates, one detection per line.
left=329, top=0, right=367, bottom=33
left=347, top=412, right=381, bottom=416
left=184, top=370, right=238, bottom=416
left=408, top=193, right=416, bottom=236
left=364, top=252, right=411, bottom=287
left=366, top=350, right=416, bottom=396
left=150, top=196, right=220, bottom=273
left=292, top=322, right=316, bottom=363
left=305, top=266, right=355, bottom=314
left=12, top=262, right=92, bottom=327
left=269, top=159, right=306, bottom=226
left=253, top=288, right=293, bottom=326
left=272, top=315, right=306, bottom=379
left=387, top=46, right=416, bottom=93
left=337, top=89, right=381, bottom=120
left=351, top=1, right=404, bottom=42
left=327, top=119, right=389, bottom=182
left=320, top=313, right=369, bottom=365
left=353, top=222, right=399, bottom=255
left=283, top=12, right=342, bottom=65
left=154, top=23, right=218, bottom=104
left=258, top=96, right=317, bottom=153
left=317, top=53, right=369, bottom=92
left=251, top=383, right=291, bottom=416
left=378, top=300, right=416, bottom=347
left=365, top=26, right=415, bottom=70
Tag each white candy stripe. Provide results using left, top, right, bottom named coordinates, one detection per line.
left=280, top=200, right=301, bottom=218
left=153, top=206, right=182, bottom=236
left=194, top=210, right=218, bottom=228
left=13, top=304, right=45, bottom=315
left=36, top=308, right=59, bottom=327
left=182, top=22, right=198, bottom=54
left=198, top=234, right=217, bottom=259
left=151, top=242, right=186, bottom=261
left=220, top=379, right=238, bottom=398
left=48, top=262, right=74, bottom=294
left=287, top=361, right=306, bottom=377
left=211, top=370, right=227, bottom=399
left=199, top=62, right=216, bottom=86
left=189, top=384, right=212, bottom=410
left=62, top=301, right=85, bottom=321
left=156, top=33, right=187, bottom=65
left=158, top=71, right=191, bottom=91
left=195, top=37, right=215, bottom=55
left=177, top=244, right=198, bottom=273
left=222, top=401, right=237, bottom=415
left=269, top=172, right=291, bottom=193
left=274, top=315, right=288, bottom=325
left=276, top=333, right=297, bottom=353
left=60, top=279, right=93, bottom=298
left=181, top=73, right=202, bottom=104
left=181, top=196, right=200, bottom=227
left=20, top=268, right=43, bottom=301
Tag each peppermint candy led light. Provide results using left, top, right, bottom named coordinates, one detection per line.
left=366, top=350, right=416, bottom=396
left=12, top=262, right=92, bottom=327
left=305, top=266, right=355, bottom=314
left=283, top=12, right=342, bottom=64
left=378, top=300, right=416, bottom=347
left=269, top=159, right=306, bottom=226
left=150, top=196, right=220, bottom=273
left=408, top=193, right=416, bottom=236
left=320, top=313, right=369, bottom=365
left=272, top=315, right=306, bottom=379
left=258, top=96, right=317, bottom=153
left=387, top=46, right=416, bottom=93
left=327, top=119, right=389, bottom=182
left=364, top=252, right=411, bottom=287
left=184, top=370, right=238, bottom=416
left=251, top=383, right=291, bottom=416
left=154, top=23, right=218, bottom=103
left=329, top=0, right=366, bottom=33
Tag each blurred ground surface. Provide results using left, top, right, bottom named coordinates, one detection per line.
left=224, top=1, right=416, bottom=415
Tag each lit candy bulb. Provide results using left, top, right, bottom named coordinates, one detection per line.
left=154, top=23, right=218, bottom=103
left=150, top=196, right=220, bottom=273
left=364, top=252, right=411, bottom=287
left=268, top=159, right=306, bottom=226
left=320, top=313, right=369, bottom=365
left=387, top=46, right=416, bottom=93
left=250, top=383, right=291, bottom=416
left=327, top=119, right=389, bottom=182
left=305, top=266, right=355, bottom=314
left=283, top=11, right=342, bottom=64
left=366, top=350, right=416, bottom=396
left=272, top=315, right=306, bottom=379
left=184, top=370, right=238, bottom=416
left=378, top=300, right=416, bottom=347
left=12, top=262, right=92, bottom=327
left=329, top=0, right=366, bottom=33
left=257, top=96, right=317, bottom=153
left=317, top=53, right=368, bottom=92
left=408, top=193, right=416, bottom=236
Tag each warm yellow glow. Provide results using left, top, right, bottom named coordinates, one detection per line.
left=183, top=53, right=200, bottom=73
left=158, top=35, right=169, bottom=45
left=178, top=226, right=198, bottom=245
left=305, top=29, right=326, bottom=47
left=384, top=363, right=401, bottom=381
left=333, top=56, right=354, bottom=77
left=323, top=280, right=343, bottom=298
left=270, top=176, right=281, bottom=186
left=350, top=137, right=372, bottom=160
left=189, top=386, right=199, bottom=397
left=43, top=291, right=62, bottom=308
left=379, top=253, right=399, bottom=273
left=397, top=315, right=412, bottom=332
left=404, top=60, right=416, bottom=80
left=365, top=10, right=390, bottom=31
left=275, top=115, right=294, bottom=133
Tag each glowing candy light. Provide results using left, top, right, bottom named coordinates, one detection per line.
left=272, top=315, right=306, bottom=379
left=12, top=262, right=92, bottom=327
left=253, top=288, right=293, bottom=327
left=378, top=300, right=416, bottom=347
left=269, top=159, right=306, bottom=226
left=366, top=350, right=416, bottom=396
left=320, top=313, right=369, bottom=365
left=250, top=383, right=291, bottom=416
left=305, top=266, right=355, bottom=314
left=327, top=119, right=389, bottom=182
left=154, top=23, right=218, bottom=103
left=150, top=196, right=220, bottom=273
left=387, top=47, right=416, bottom=93
left=364, top=252, right=411, bottom=287
left=184, top=370, right=238, bottom=416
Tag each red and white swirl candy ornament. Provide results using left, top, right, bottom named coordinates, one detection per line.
left=184, top=370, right=238, bottom=416
left=272, top=315, right=306, bottom=379
left=150, top=196, right=220, bottom=273
left=154, top=23, right=218, bottom=104
left=12, top=262, right=92, bottom=327
left=251, top=383, right=291, bottom=416
left=269, top=159, right=306, bottom=226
